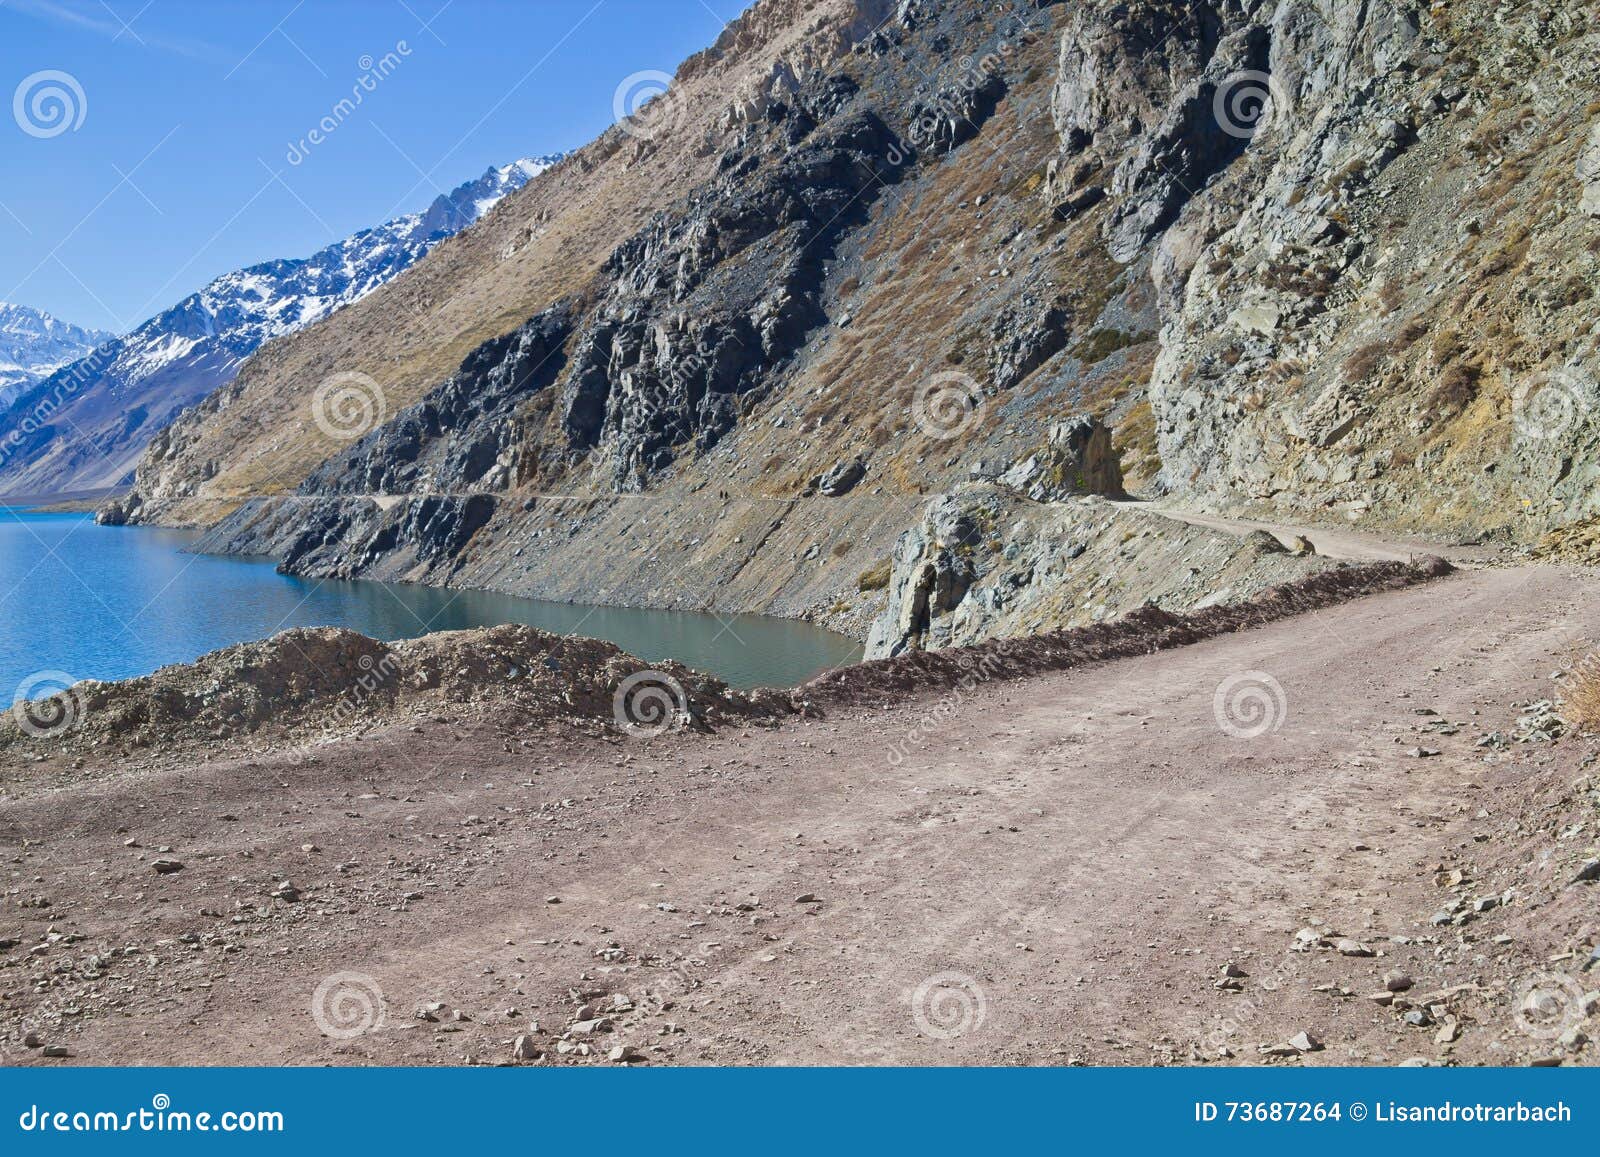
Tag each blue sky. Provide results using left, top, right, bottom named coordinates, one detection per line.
left=0, top=0, right=740, bottom=334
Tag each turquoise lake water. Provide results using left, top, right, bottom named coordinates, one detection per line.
left=0, top=508, right=862, bottom=699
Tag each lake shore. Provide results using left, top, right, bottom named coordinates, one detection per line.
left=0, top=509, right=860, bottom=699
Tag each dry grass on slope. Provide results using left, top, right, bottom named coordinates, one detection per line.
left=1561, top=655, right=1600, bottom=732
left=137, top=0, right=877, bottom=505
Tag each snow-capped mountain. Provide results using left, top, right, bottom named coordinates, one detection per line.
left=0, top=304, right=113, bottom=405
left=0, top=156, right=562, bottom=497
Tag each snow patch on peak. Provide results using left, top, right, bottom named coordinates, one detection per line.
left=0, top=153, right=562, bottom=492
left=0, top=304, right=114, bottom=402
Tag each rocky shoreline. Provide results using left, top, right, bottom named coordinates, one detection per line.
left=2, top=555, right=1451, bottom=785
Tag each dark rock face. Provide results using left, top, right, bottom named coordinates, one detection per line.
left=299, top=304, right=575, bottom=497
left=905, top=72, right=1006, bottom=157
left=264, top=98, right=927, bottom=577
left=990, top=295, right=1073, bottom=392
left=1043, top=2, right=1276, bottom=261
left=277, top=495, right=498, bottom=577
left=197, top=492, right=501, bottom=582
left=559, top=111, right=909, bottom=489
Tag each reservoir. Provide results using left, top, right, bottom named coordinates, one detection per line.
left=0, top=508, right=862, bottom=699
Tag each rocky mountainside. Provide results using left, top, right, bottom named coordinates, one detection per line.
left=102, top=0, right=1600, bottom=652
left=0, top=304, right=112, bottom=406
left=0, top=159, right=559, bottom=498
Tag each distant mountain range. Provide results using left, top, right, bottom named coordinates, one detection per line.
left=0, top=157, right=561, bottom=497
left=0, top=304, right=113, bottom=405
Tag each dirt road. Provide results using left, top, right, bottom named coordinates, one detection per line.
left=2, top=565, right=1596, bottom=1066
left=1127, top=500, right=1482, bottom=563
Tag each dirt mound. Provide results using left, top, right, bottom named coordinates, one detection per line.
left=1533, top=518, right=1600, bottom=568
left=806, top=557, right=1453, bottom=705
left=2, top=557, right=1451, bottom=775
left=0, top=624, right=792, bottom=764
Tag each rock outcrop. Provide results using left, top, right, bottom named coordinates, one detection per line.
left=864, top=483, right=1333, bottom=658
left=996, top=416, right=1124, bottom=502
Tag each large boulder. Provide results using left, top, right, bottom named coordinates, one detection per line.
left=863, top=493, right=984, bottom=658
left=997, top=415, right=1125, bottom=501
left=812, top=457, right=867, bottom=496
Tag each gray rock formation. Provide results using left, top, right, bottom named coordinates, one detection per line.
left=864, top=482, right=1332, bottom=659
left=813, top=458, right=867, bottom=496
left=997, top=416, right=1124, bottom=502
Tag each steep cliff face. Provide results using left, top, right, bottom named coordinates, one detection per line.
left=1081, top=1, right=1600, bottom=540
left=104, top=0, right=1600, bottom=649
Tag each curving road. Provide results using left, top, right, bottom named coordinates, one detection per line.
left=2, top=563, right=1593, bottom=1066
